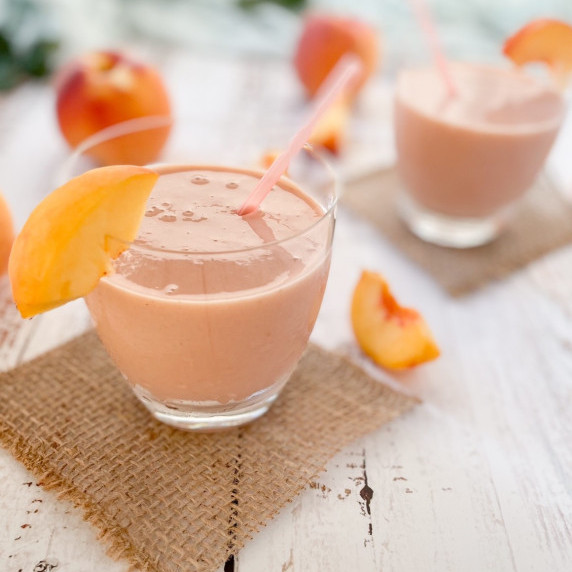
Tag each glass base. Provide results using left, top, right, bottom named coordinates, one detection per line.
left=133, top=377, right=288, bottom=432
left=398, top=193, right=512, bottom=248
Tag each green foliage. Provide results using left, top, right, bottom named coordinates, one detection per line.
left=0, top=0, right=59, bottom=91
left=238, top=0, right=308, bottom=12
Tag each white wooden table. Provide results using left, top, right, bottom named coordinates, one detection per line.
left=1, top=57, right=572, bottom=572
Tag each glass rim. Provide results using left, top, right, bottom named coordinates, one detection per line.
left=61, top=115, right=339, bottom=257
left=108, top=171, right=336, bottom=258
left=395, top=61, right=566, bottom=135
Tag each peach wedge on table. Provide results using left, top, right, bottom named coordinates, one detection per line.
left=503, top=19, right=572, bottom=86
left=351, top=271, right=440, bottom=370
left=9, top=166, right=158, bottom=318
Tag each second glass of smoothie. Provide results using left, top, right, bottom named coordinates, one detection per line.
left=62, top=117, right=337, bottom=431
left=394, top=62, right=565, bottom=248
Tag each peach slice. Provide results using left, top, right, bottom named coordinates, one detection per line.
left=260, top=97, right=350, bottom=159
left=309, top=95, right=351, bottom=154
left=294, top=14, right=379, bottom=100
left=55, top=51, right=172, bottom=165
left=0, top=192, right=15, bottom=276
left=503, top=19, right=572, bottom=85
left=9, top=166, right=158, bottom=318
left=260, top=150, right=281, bottom=170
left=351, top=271, right=440, bottom=370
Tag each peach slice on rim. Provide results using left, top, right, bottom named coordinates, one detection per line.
left=351, top=270, right=440, bottom=370
left=9, top=165, right=158, bottom=318
left=503, top=19, right=572, bottom=86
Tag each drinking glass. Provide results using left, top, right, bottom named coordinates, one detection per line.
left=394, top=63, right=565, bottom=248
left=60, top=116, right=337, bottom=431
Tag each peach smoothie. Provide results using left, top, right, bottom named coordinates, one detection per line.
left=395, top=62, right=564, bottom=245
left=85, top=166, right=333, bottom=413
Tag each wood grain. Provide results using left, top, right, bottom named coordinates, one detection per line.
left=1, top=58, right=572, bottom=571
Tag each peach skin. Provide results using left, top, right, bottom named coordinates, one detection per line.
left=504, top=19, right=572, bottom=86
left=9, top=166, right=158, bottom=318
left=0, top=192, right=14, bottom=276
left=55, top=51, right=172, bottom=165
left=294, top=14, right=379, bottom=101
left=351, top=270, right=440, bottom=370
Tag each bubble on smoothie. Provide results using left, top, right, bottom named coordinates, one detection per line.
left=182, top=210, right=195, bottom=222
left=161, top=202, right=171, bottom=207
left=226, top=182, right=239, bottom=189
left=144, top=206, right=163, bottom=217
left=191, top=175, right=209, bottom=185
left=159, top=214, right=177, bottom=223
left=164, top=284, right=179, bottom=295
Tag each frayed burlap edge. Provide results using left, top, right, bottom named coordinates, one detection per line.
left=0, top=333, right=419, bottom=572
left=342, top=168, right=572, bottom=297
left=1, top=394, right=419, bottom=572
left=0, top=425, right=152, bottom=570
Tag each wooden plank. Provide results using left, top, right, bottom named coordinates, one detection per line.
left=238, top=208, right=572, bottom=572
left=1, top=58, right=572, bottom=572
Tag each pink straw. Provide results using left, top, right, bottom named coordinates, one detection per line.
left=409, top=0, right=457, bottom=98
left=237, top=55, right=363, bottom=216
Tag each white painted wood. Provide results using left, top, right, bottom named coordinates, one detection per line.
left=1, top=60, right=572, bottom=572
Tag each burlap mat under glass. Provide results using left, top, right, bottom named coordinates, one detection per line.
left=0, top=331, right=417, bottom=572
left=343, top=169, right=572, bottom=296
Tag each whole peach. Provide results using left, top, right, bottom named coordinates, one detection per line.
left=55, top=51, right=172, bottom=165
left=294, top=14, right=379, bottom=100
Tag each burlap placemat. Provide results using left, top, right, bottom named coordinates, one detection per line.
left=0, top=331, right=417, bottom=572
left=342, top=168, right=572, bottom=296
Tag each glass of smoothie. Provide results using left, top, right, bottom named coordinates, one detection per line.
left=60, top=116, right=337, bottom=431
left=394, top=62, right=565, bottom=248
